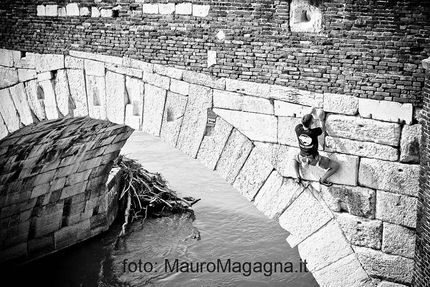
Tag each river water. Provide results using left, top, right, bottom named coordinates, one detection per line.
left=5, top=131, right=318, bottom=287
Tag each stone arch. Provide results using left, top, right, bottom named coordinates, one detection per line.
left=0, top=49, right=420, bottom=286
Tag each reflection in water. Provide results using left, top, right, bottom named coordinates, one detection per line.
left=3, top=132, right=318, bottom=287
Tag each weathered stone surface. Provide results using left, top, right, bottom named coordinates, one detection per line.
left=176, top=3, right=192, bottom=15
left=197, top=117, right=233, bottom=170
left=37, top=71, right=54, bottom=82
left=176, top=84, right=212, bottom=158
left=193, top=5, right=210, bottom=17
left=67, top=69, right=88, bottom=117
left=378, top=282, right=408, bottom=287
left=86, top=75, right=106, bottom=120
left=298, top=221, right=353, bottom=272
left=323, top=93, right=358, bottom=115
left=106, top=71, right=125, bottom=124
left=35, top=53, right=64, bottom=72
left=354, top=246, right=414, bottom=284
left=143, top=84, right=166, bottom=136
left=69, top=50, right=122, bottom=66
left=54, top=69, right=71, bottom=117
left=154, top=64, right=183, bottom=79
left=183, top=71, right=225, bottom=89
left=143, top=72, right=170, bottom=90
left=106, top=64, right=142, bottom=78
left=253, top=171, right=283, bottom=217
left=336, top=213, right=382, bottom=249
left=58, top=7, right=67, bottom=17
left=24, top=80, right=45, bottom=121
left=279, top=189, right=332, bottom=246
left=382, top=222, right=415, bottom=258
left=269, top=85, right=324, bottom=107
left=274, top=100, right=311, bottom=117
left=0, top=67, right=19, bottom=89
left=278, top=117, right=302, bottom=147
left=225, top=78, right=271, bottom=97
left=100, top=9, right=112, bottom=17
left=213, top=90, right=273, bottom=114
left=142, top=4, right=158, bottom=14
left=38, top=80, right=59, bottom=120
left=66, top=3, right=80, bottom=16
left=359, top=98, right=413, bottom=124
left=255, top=142, right=298, bottom=178
left=91, top=7, right=100, bottom=17
left=313, top=253, right=374, bottom=287
left=242, top=96, right=273, bottom=114
left=215, top=129, right=253, bottom=184
left=325, top=136, right=398, bottom=161
left=376, top=191, right=417, bottom=228
left=37, top=5, right=45, bottom=16
left=80, top=7, right=90, bottom=16
left=359, top=158, right=419, bottom=196
left=18, top=69, right=36, bottom=82
left=0, top=49, right=14, bottom=67
left=159, top=3, right=175, bottom=14
left=160, top=91, right=187, bottom=147
left=399, top=124, right=421, bottom=163
left=320, top=185, right=376, bottom=218
left=170, top=79, right=189, bottom=95
left=326, top=114, right=401, bottom=146
left=65, top=56, right=84, bottom=69
left=214, top=108, right=277, bottom=142
left=125, top=77, right=144, bottom=129
left=0, top=89, right=20, bottom=132
left=84, top=60, right=105, bottom=76
left=9, top=83, right=33, bottom=125
left=13, top=51, right=36, bottom=69
left=45, top=5, right=58, bottom=16
left=122, top=57, right=153, bottom=73
left=232, top=148, right=273, bottom=201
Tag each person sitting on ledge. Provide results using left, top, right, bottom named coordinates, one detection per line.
left=293, top=108, right=339, bottom=187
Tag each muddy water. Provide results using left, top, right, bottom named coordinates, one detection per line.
left=4, top=132, right=318, bottom=287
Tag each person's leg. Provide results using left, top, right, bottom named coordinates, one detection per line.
left=319, top=157, right=339, bottom=183
left=293, top=155, right=302, bottom=183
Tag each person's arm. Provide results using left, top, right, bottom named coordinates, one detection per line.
left=311, top=108, right=326, bottom=133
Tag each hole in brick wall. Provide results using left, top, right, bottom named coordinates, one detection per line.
left=37, top=85, right=45, bottom=100
left=112, top=10, right=119, bottom=18
left=204, top=109, right=217, bottom=136
left=130, top=5, right=138, bottom=11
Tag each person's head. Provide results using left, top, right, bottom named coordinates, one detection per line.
left=301, top=114, right=313, bottom=128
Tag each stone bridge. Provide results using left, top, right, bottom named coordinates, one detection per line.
left=0, top=48, right=426, bottom=287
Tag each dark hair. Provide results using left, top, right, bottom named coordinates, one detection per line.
left=302, top=114, right=313, bottom=128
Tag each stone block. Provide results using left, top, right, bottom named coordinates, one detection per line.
left=323, top=93, right=358, bottom=115
left=278, top=189, right=332, bottom=246
left=153, top=64, right=183, bottom=80
left=54, top=219, right=91, bottom=249
left=38, top=80, right=59, bottom=120
left=215, top=129, right=253, bottom=184
left=313, top=253, right=373, bottom=287
left=125, top=76, right=144, bottom=128
left=91, top=7, right=100, bottom=17
left=277, top=117, right=302, bottom=147
left=213, top=90, right=242, bottom=110
left=269, top=85, right=323, bottom=107
left=9, top=83, right=33, bottom=125
left=354, top=246, right=414, bottom=284
left=37, top=71, right=54, bottom=82
left=24, top=80, right=45, bottom=121
left=274, top=100, right=311, bottom=117
left=336, top=213, right=382, bottom=249
left=378, top=282, right=408, bottom=287
left=143, top=72, right=170, bottom=90
left=298, top=221, right=353, bottom=272
left=170, top=79, right=189, bottom=96
left=399, top=124, right=421, bottom=163
left=100, top=9, right=112, bottom=17
left=66, top=3, right=80, bottom=16
left=67, top=69, right=88, bottom=117
left=84, top=60, right=105, bottom=76
left=106, top=64, right=142, bottom=78
left=320, top=185, right=376, bottom=218
left=122, top=57, right=153, bottom=73
left=160, top=91, right=187, bottom=147
left=0, top=67, right=19, bottom=88
left=359, top=158, right=419, bottom=197
left=13, top=51, right=36, bottom=69
left=159, top=3, right=175, bottom=14
left=254, top=143, right=298, bottom=178
left=45, top=5, right=58, bottom=16
left=225, top=78, right=271, bottom=97
left=17, top=69, right=36, bottom=82
left=0, top=89, right=20, bottom=132
left=197, top=117, right=233, bottom=170
left=176, top=3, right=192, bottom=15
left=193, top=5, right=210, bottom=17
left=34, top=53, right=64, bottom=73
left=37, top=5, right=46, bottom=16
left=142, top=84, right=166, bottom=136
left=54, top=69, right=71, bottom=117
left=58, top=7, right=67, bottom=17
left=232, top=148, right=273, bottom=201
left=80, top=7, right=90, bottom=16
left=69, top=50, right=122, bottom=66
left=0, top=49, right=14, bottom=67
left=359, top=98, right=413, bottom=124
left=176, top=84, right=212, bottom=158
left=183, top=71, right=225, bottom=89
left=376, top=190, right=417, bottom=228
left=382, top=222, right=415, bottom=258
left=142, top=4, right=158, bottom=14
left=325, top=136, right=398, bottom=161
left=325, top=114, right=401, bottom=146
left=65, top=56, right=84, bottom=69
left=106, top=71, right=126, bottom=124
left=242, top=96, right=273, bottom=114
left=213, top=108, right=277, bottom=142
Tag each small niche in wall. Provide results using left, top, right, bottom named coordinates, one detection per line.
left=37, top=85, right=45, bottom=100
left=112, top=9, right=119, bottom=18
left=290, top=0, right=322, bottom=33
left=20, top=51, right=27, bottom=59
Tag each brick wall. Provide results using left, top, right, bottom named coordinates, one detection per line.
left=0, top=0, right=430, bottom=105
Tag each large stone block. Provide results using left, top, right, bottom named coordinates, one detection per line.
left=378, top=282, right=408, bottom=287
left=193, top=5, right=210, bottom=17
left=159, top=3, right=175, bottom=14
left=176, top=84, right=212, bottom=158
left=197, top=117, right=233, bottom=170
left=274, top=100, right=311, bottom=117
left=106, top=71, right=126, bottom=124
left=213, top=89, right=273, bottom=114
left=65, top=56, right=84, bottom=69
left=24, top=80, right=45, bottom=121
left=54, top=69, right=71, bottom=117
left=0, top=67, right=19, bottom=89
left=86, top=75, right=106, bottom=120
left=253, top=171, right=284, bottom=218
left=376, top=191, right=417, bottom=228
left=69, top=50, right=122, bottom=66
left=320, top=185, right=376, bottom=218
left=35, top=53, right=64, bottom=73
left=176, top=3, right=192, bottom=15
left=359, top=158, right=419, bottom=197
left=323, top=93, right=358, bottom=115
left=142, top=4, right=158, bottom=14
left=399, top=124, right=421, bottom=163
left=9, top=83, right=33, bottom=125
left=254, top=143, right=298, bottom=178
left=325, top=114, right=401, bottom=146
left=182, top=71, right=225, bottom=89
left=325, top=136, right=398, bottom=161
left=142, top=84, right=166, bottom=136
left=215, top=129, right=253, bottom=184
left=54, top=219, right=91, bottom=249
left=313, top=253, right=373, bottom=287
left=277, top=116, right=302, bottom=147
left=359, top=98, right=413, bottom=124
left=298, top=221, right=353, bottom=272
left=122, top=57, right=153, bottom=73
left=382, top=222, right=415, bottom=258
left=269, top=85, right=324, bottom=107
left=232, top=148, right=273, bottom=201
left=67, top=69, right=88, bottom=117
left=153, top=64, right=183, bottom=80
left=213, top=108, right=277, bottom=142
left=84, top=59, right=105, bottom=77
left=354, top=246, right=414, bottom=284
left=170, top=79, right=189, bottom=96
left=66, top=3, right=80, bottom=16
left=45, top=5, right=58, bottom=16
left=336, top=213, right=382, bottom=249
left=38, top=80, right=59, bottom=120
left=18, top=69, right=37, bottom=82
left=225, top=78, right=271, bottom=97
left=278, top=189, right=332, bottom=246
left=13, top=51, right=36, bottom=69
left=160, top=91, right=187, bottom=147
left=143, top=72, right=170, bottom=90
left=0, top=49, right=14, bottom=67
